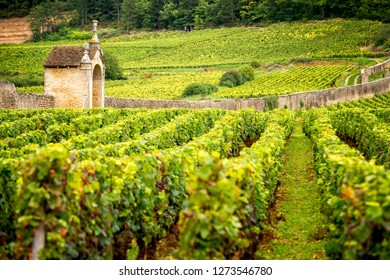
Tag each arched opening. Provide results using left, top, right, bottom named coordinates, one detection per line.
left=92, top=64, right=103, bottom=107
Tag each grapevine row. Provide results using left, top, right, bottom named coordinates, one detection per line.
left=303, top=108, right=390, bottom=259
left=177, top=110, right=295, bottom=259
left=330, top=108, right=390, bottom=168
left=2, top=108, right=281, bottom=260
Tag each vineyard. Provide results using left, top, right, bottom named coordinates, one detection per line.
left=15, top=63, right=363, bottom=100
left=1, top=90, right=390, bottom=260
left=302, top=94, right=390, bottom=259
left=215, top=65, right=358, bottom=99
left=1, top=19, right=388, bottom=100
left=1, top=16, right=390, bottom=260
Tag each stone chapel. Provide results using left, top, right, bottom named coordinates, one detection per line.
left=43, top=20, right=105, bottom=108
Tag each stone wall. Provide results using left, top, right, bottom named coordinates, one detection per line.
left=106, top=76, right=390, bottom=111
left=0, top=81, right=54, bottom=109
left=0, top=82, right=17, bottom=109
left=278, top=76, right=390, bottom=110
left=105, top=97, right=265, bottom=110
left=2, top=76, right=390, bottom=111
left=361, top=59, right=390, bottom=83
left=44, top=68, right=89, bottom=108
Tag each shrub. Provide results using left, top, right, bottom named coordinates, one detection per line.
left=300, top=99, right=305, bottom=109
left=219, top=66, right=255, bottom=88
left=68, top=30, right=91, bottom=41
left=264, top=95, right=279, bottom=111
left=182, top=83, right=218, bottom=97
left=104, top=51, right=126, bottom=80
left=7, top=74, right=43, bottom=87
left=290, top=57, right=313, bottom=63
left=238, top=65, right=256, bottom=83
left=219, top=70, right=244, bottom=87
left=250, top=60, right=261, bottom=68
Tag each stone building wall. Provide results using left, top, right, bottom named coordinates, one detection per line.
left=44, top=68, right=89, bottom=108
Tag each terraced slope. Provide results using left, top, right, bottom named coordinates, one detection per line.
left=0, top=18, right=33, bottom=44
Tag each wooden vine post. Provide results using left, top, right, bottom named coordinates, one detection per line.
left=32, top=223, right=45, bottom=260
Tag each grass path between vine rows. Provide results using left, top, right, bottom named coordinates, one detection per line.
left=257, top=116, right=327, bottom=260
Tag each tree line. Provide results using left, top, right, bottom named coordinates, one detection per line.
left=0, top=0, right=389, bottom=31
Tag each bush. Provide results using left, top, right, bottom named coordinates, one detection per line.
left=250, top=60, right=261, bottom=68
left=182, top=83, right=218, bottom=97
left=238, top=65, right=255, bottom=83
left=6, top=74, right=43, bottom=87
left=68, top=30, right=91, bottom=41
left=290, top=57, right=313, bottom=63
left=219, top=70, right=244, bottom=87
left=264, top=95, right=279, bottom=111
left=219, top=66, right=255, bottom=88
left=104, top=51, right=126, bottom=80
left=373, top=27, right=390, bottom=49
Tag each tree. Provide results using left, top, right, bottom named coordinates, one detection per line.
left=159, top=1, right=178, bottom=29
left=193, top=0, right=212, bottom=28
left=357, top=0, right=390, bottom=23
left=214, top=0, right=240, bottom=25
left=122, top=0, right=152, bottom=31
left=29, top=0, right=70, bottom=40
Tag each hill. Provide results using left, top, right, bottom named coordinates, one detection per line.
left=0, top=19, right=388, bottom=99
left=0, top=18, right=32, bottom=44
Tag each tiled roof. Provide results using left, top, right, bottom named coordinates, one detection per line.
left=43, top=46, right=97, bottom=68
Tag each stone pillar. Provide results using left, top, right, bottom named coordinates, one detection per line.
left=80, top=45, right=93, bottom=108
left=361, top=68, right=369, bottom=84
left=89, top=20, right=100, bottom=50
left=102, top=65, right=105, bottom=108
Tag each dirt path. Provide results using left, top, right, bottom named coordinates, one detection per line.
left=257, top=117, right=327, bottom=260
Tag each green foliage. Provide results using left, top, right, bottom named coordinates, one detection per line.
left=4, top=94, right=390, bottom=261
left=0, top=158, right=18, bottom=258
left=3, top=107, right=282, bottom=260
left=219, top=70, right=244, bottom=87
left=104, top=51, right=126, bottom=80
left=177, top=110, right=295, bottom=259
left=373, top=26, right=390, bottom=49
left=290, top=57, right=313, bottom=64
left=303, top=108, right=390, bottom=259
left=182, top=83, right=218, bottom=97
left=300, top=99, right=305, bottom=109
left=29, top=1, right=74, bottom=42
left=250, top=60, right=262, bottom=69
left=67, top=30, right=92, bottom=41
left=330, top=109, right=390, bottom=168
left=74, top=109, right=225, bottom=159
left=238, top=65, right=255, bottom=82
left=0, top=20, right=384, bottom=87
left=264, top=95, right=279, bottom=111
left=172, top=109, right=270, bottom=160
left=216, top=65, right=358, bottom=99
left=330, top=93, right=390, bottom=111
left=1, top=0, right=390, bottom=28
left=0, top=109, right=148, bottom=157
left=4, top=74, right=43, bottom=87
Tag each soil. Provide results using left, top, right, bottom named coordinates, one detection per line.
left=0, top=17, right=33, bottom=44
